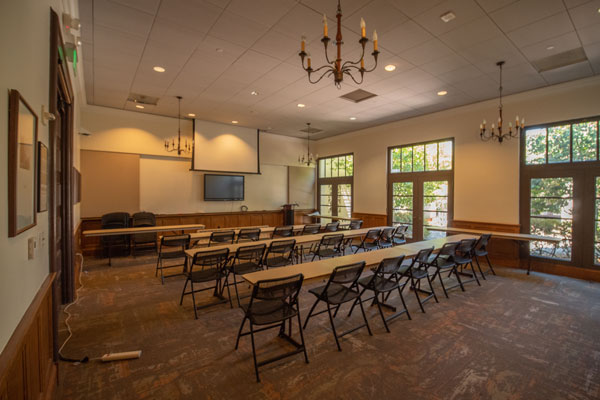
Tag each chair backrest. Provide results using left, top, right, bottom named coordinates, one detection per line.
left=319, top=233, right=344, bottom=249
left=160, top=234, right=190, bottom=250
left=132, top=211, right=156, bottom=227
left=373, top=255, right=406, bottom=277
left=209, top=230, right=235, bottom=246
left=267, top=239, right=296, bottom=256
left=438, top=241, right=459, bottom=257
left=379, top=227, right=395, bottom=243
left=364, top=228, right=382, bottom=242
left=273, top=225, right=294, bottom=238
left=250, top=274, right=304, bottom=311
left=301, top=224, right=321, bottom=235
left=101, top=212, right=130, bottom=229
left=474, top=234, right=491, bottom=253
left=325, top=221, right=340, bottom=232
left=349, top=219, right=363, bottom=230
left=413, top=247, right=434, bottom=266
left=192, top=247, right=230, bottom=271
left=457, top=238, right=477, bottom=255
left=394, top=225, right=408, bottom=236
left=234, top=243, right=267, bottom=264
left=237, top=228, right=261, bottom=243
left=328, top=261, right=365, bottom=286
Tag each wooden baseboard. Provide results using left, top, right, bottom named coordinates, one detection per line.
left=0, top=273, right=56, bottom=400
left=352, top=212, right=387, bottom=228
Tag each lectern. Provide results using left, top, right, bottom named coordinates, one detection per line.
left=281, top=203, right=298, bottom=225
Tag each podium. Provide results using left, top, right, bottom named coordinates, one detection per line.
left=281, top=204, right=298, bottom=225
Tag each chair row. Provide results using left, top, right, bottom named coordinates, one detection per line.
left=100, top=211, right=158, bottom=258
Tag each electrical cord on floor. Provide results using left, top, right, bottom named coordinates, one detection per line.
left=58, top=252, right=90, bottom=364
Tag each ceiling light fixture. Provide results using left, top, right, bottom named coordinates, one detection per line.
left=164, top=96, right=192, bottom=155
left=251, top=91, right=259, bottom=96
left=299, top=0, right=379, bottom=88
left=298, top=123, right=318, bottom=166
left=216, top=48, right=224, bottom=53
left=188, top=113, right=196, bottom=117
left=546, top=45, right=555, bottom=50
left=349, top=117, right=357, bottom=120
left=480, top=61, right=524, bottom=143
left=437, top=90, right=448, bottom=96
left=384, top=64, right=396, bottom=72
left=153, top=66, right=166, bottom=72
left=440, top=11, right=456, bottom=23
left=135, top=104, right=144, bottom=109
left=231, top=120, right=239, bottom=124
left=297, top=103, right=306, bottom=108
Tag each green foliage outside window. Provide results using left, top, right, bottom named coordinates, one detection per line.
left=525, top=120, right=598, bottom=165
left=390, top=139, right=452, bottom=173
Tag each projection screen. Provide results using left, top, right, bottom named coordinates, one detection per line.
left=192, top=120, right=260, bottom=174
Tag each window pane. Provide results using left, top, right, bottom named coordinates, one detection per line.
left=525, top=128, right=547, bottom=165
left=401, top=147, right=413, bottom=172
left=331, top=157, right=339, bottom=177
left=529, top=177, right=573, bottom=261
left=393, top=181, right=413, bottom=196
left=346, top=155, right=354, bottom=176
left=439, top=140, right=452, bottom=170
left=423, top=180, right=448, bottom=196
left=413, top=145, right=425, bottom=172
left=393, top=196, right=412, bottom=210
left=337, top=206, right=351, bottom=218
left=320, top=184, right=332, bottom=196
left=393, top=181, right=413, bottom=239
left=339, top=156, right=346, bottom=177
left=423, top=180, right=448, bottom=240
left=391, top=148, right=401, bottom=173
left=547, top=125, right=570, bottom=163
left=423, top=196, right=448, bottom=212
left=425, top=143, right=438, bottom=171
left=572, top=121, right=597, bottom=162
left=319, top=159, right=325, bottom=178
left=325, top=158, right=331, bottom=177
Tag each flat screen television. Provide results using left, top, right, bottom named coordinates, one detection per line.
left=204, top=174, right=244, bottom=201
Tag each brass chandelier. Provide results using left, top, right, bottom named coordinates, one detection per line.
left=164, top=96, right=192, bottom=155
left=480, top=61, right=525, bottom=143
left=298, top=123, right=318, bottom=166
left=299, top=0, right=379, bottom=88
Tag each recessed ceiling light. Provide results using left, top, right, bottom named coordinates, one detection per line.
left=349, top=117, right=357, bottom=120
left=188, top=113, right=196, bottom=117
left=384, top=64, right=396, bottom=72
left=440, top=11, right=456, bottom=23
left=437, top=90, right=448, bottom=96
left=297, top=103, right=306, bottom=108
left=77, top=40, right=82, bottom=46
left=135, top=104, right=144, bottom=109
left=597, top=7, right=600, bottom=13
left=231, top=120, right=239, bottom=124
left=216, top=48, right=224, bottom=53
left=251, top=91, right=259, bottom=96
left=546, top=45, right=555, bottom=50
left=153, top=66, right=166, bottom=73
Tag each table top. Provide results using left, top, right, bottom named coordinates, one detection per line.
left=83, top=224, right=206, bottom=237
left=189, top=225, right=309, bottom=240
left=307, top=214, right=360, bottom=221
left=426, top=226, right=562, bottom=243
left=242, top=234, right=477, bottom=285
left=184, top=226, right=389, bottom=258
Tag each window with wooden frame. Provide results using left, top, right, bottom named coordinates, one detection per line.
left=388, top=138, right=454, bottom=241
left=317, top=154, right=353, bottom=220
left=520, top=116, right=600, bottom=269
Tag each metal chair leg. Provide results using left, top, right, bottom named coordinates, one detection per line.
left=357, top=296, right=372, bottom=336
left=179, top=278, right=189, bottom=305
left=249, top=323, right=260, bottom=383
left=326, top=303, right=342, bottom=351
left=296, top=311, right=309, bottom=364
left=303, top=299, right=320, bottom=329
left=485, top=254, right=496, bottom=275
left=235, top=316, right=247, bottom=350
left=190, top=281, right=198, bottom=319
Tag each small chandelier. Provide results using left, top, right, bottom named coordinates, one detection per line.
left=480, top=61, right=525, bottom=143
left=299, top=0, right=379, bottom=89
left=164, top=96, right=192, bottom=155
left=299, top=123, right=318, bottom=166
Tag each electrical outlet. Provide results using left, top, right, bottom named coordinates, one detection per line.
left=28, top=237, right=35, bottom=260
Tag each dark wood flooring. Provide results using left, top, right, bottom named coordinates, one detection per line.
left=56, top=253, right=600, bottom=399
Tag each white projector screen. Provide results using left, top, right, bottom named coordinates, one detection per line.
left=192, top=120, right=260, bottom=174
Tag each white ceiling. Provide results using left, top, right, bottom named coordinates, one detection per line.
left=78, top=0, right=600, bottom=139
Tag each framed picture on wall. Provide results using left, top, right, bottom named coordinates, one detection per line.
left=8, top=89, right=38, bottom=237
left=38, top=142, right=48, bottom=212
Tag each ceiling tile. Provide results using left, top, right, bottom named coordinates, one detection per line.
left=400, top=38, right=455, bottom=65
left=507, top=11, right=574, bottom=48
left=568, top=0, right=600, bottom=28
left=343, top=0, right=409, bottom=35
left=157, top=0, right=223, bottom=33
left=272, top=3, right=326, bottom=42
left=381, top=20, right=433, bottom=54
left=147, top=18, right=205, bottom=53
left=439, top=16, right=503, bottom=50
left=93, top=24, right=146, bottom=64
left=583, top=41, right=600, bottom=73
left=520, top=31, right=582, bottom=61
left=438, top=64, right=484, bottom=84
left=420, top=52, right=470, bottom=75
left=490, top=0, right=566, bottom=32
left=226, top=0, right=297, bottom=27
left=541, top=60, right=594, bottom=83
left=459, top=36, right=527, bottom=72
left=300, top=0, right=373, bottom=18
left=209, top=10, right=270, bottom=47
left=412, top=0, right=486, bottom=36
left=94, top=0, right=155, bottom=38
left=251, top=30, right=301, bottom=61
left=387, top=0, right=445, bottom=18
left=577, top=23, right=600, bottom=45
left=474, top=0, right=518, bottom=12
left=107, top=0, right=161, bottom=14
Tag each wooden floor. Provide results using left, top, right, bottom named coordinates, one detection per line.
left=56, top=252, right=600, bottom=399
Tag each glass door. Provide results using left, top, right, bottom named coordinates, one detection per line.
left=423, top=180, right=449, bottom=240
left=391, top=181, right=414, bottom=239
left=337, top=183, right=352, bottom=219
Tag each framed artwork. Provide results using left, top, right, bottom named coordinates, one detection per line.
left=38, top=142, right=48, bottom=212
left=8, top=89, right=38, bottom=237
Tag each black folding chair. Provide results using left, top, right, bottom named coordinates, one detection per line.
left=378, top=227, right=396, bottom=249
left=348, top=256, right=411, bottom=332
left=296, top=224, right=321, bottom=262
left=348, top=219, right=363, bottom=230
left=100, top=212, right=130, bottom=265
left=227, top=244, right=267, bottom=307
left=179, top=248, right=231, bottom=318
left=272, top=225, right=294, bottom=238
left=235, top=274, right=308, bottom=383
left=325, top=221, right=340, bottom=232
left=209, top=230, right=235, bottom=246
left=264, top=239, right=296, bottom=268
left=303, top=262, right=372, bottom=351
left=155, top=234, right=190, bottom=284
left=349, top=228, right=382, bottom=254
left=392, top=225, right=408, bottom=246
left=309, top=233, right=344, bottom=261
left=237, top=228, right=262, bottom=243
left=454, top=238, right=481, bottom=287
left=473, top=234, right=496, bottom=278
left=427, top=242, right=462, bottom=298
left=405, top=247, right=438, bottom=313
left=131, top=211, right=157, bottom=256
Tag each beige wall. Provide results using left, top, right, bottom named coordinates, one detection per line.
left=80, top=106, right=315, bottom=216
left=316, top=76, right=600, bottom=225
left=0, top=0, right=83, bottom=351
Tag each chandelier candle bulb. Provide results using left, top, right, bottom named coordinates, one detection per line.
left=360, top=18, right=366, bottom=37
left=373, top=30, right=378, bottom=51
left=361, top=58, right=364, bottom=69
left=307, top=54, right=311, bottom=69
left=521, top=118, right=525, bottom=127
left=301, top=36, right=305, bottom=52
left=323, top=15, right=328, bottom=37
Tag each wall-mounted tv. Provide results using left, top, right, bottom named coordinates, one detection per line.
left=204, top=174, right=244, bottom=201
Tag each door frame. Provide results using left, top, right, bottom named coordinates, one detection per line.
left=316, top=153, right=354, bottom=218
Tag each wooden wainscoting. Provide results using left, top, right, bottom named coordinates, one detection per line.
left=352, top=212, right=388, bottom=228
left=0, top=273, right=57, bottom=400
left=80, top=209, right=314, bottom=256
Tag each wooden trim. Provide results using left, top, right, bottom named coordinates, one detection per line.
left=451, top=220, right=520, bottom=233
left=352, top=212, right=387, bottom=228
left=0, top=273, right=57, bottom=400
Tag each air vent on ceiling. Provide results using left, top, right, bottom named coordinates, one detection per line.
left=531, top=47, right=588, bottom=73
left=340, top=89, right=377, bottom=103
left=300, top=126, right=323, bottom=134
left=127, top=93, right=159, bottom=105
